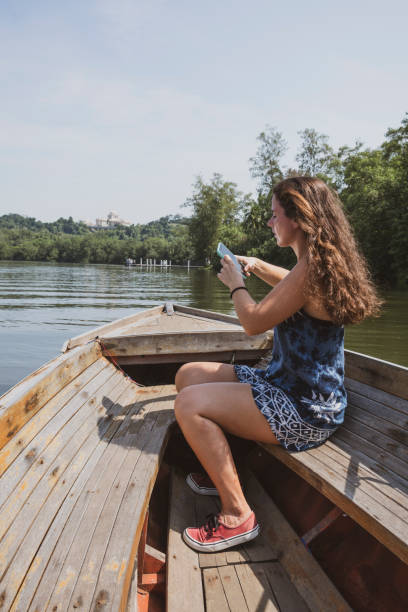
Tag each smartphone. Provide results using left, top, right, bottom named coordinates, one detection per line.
left=217, top=242, right=245, bottom=279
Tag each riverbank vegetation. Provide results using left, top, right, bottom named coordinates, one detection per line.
left=1, top=115, right=407, bottom=286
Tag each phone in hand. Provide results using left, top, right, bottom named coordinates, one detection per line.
left=217, top=242, right=245, bottom=279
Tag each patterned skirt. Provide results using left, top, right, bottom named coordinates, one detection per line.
left=234, top=365, right=337, bottom=452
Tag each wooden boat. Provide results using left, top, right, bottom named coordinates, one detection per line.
left=0, top=303, right=407, bottom=611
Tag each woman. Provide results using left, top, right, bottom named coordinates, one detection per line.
left=174, top=176, right=381, bottom=553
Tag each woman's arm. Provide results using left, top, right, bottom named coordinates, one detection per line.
left=218, top=256, right=307, bottom=336
left=236, top=255, right=290, bottom=287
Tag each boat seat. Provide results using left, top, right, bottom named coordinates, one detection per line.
left=0, top=355, right=175, bottom=611
left=259, top=370, right=408, bottom=567
left=167, top=467, right=351, bottom=611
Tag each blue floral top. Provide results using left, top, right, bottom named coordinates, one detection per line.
left=264, top=309, right=346, bottom=430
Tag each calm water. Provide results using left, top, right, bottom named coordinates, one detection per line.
left=1, top=261, right=407, bottom=396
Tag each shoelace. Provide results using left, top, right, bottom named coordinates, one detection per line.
left=203, top=513, right=220, bottom=538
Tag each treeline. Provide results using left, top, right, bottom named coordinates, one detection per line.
left=1, top=115, right=407, bottom=284
left=0, top=214, right=194, bottom=265
left=185, top=115, right=408, bottom=286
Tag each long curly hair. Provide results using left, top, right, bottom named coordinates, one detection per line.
left=272, top=176, right=382, bottom=325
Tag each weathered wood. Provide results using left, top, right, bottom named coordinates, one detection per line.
left=101, top=329, right=273, bottom=357
left=244, top=469, right=352, bottom=611
left=116, top=349, right=270, bottom=366
left=343, top=412, right=408, bottom=461
left=0, top=362, right=117, bottom=518
left=314, top=443, right=408, bottom=518
left=336, top=422, right=408, bottom=481
left=260, top=562, right=310, bottom=612
left=260, top=440, right=408, bottom=565
left=0, top=357, right=107, bottom=480
left=0, top=372, right=131, bottom=608
left=9, top=379, right=135, bottom=611
left=93, top=401, right=176, bottom=612
left=173, top=303, right=241, bottom=325
left=167, top=468, right=205, bottom=612
left=345, top=376, right=408, bottom=415
left=0, top=341, right=102, bottom=450
left=21, top=381, right=142, bottom=612
left=345, top=349, right=408, bottom=400
left=347, top=396, right=408, bottom=445
left=202, top=567, right=230, bottom=612
left=234, top=563, right=279, bottom=611
left=63, top=305, right=164, bottom=350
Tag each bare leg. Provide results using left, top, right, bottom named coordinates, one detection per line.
left=174, top=380, right=279, bottom=527
left=175, top=361, right=237, bottom=391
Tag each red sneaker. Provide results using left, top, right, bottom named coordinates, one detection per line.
left=186, top=472, right=219, bottom=496
left=183, top=512, right=260, bottom=553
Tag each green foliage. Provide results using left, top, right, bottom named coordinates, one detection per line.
left=0, top=213, right=194, bottom=266
left=184, top=174, right=247, bottom=264
left=249, top=126, right=287, bottom=195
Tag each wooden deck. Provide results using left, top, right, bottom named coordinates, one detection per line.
left=0, top=359, right=176, bottom=611
left=167, top=468, right=351, bottom=611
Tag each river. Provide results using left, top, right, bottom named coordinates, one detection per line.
left=1, top=261, right=407, bottom=396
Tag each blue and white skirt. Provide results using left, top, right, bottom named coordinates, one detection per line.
left=234, top=365, right=337, bottom=452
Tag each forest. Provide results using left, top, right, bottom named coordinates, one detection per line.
left=1, top=114, right=407, bottom=286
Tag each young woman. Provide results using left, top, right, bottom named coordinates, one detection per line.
left=174, top=176, right=381, bottom=553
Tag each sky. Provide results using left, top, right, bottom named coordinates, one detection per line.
left=1, top=0, right=407, bottom=225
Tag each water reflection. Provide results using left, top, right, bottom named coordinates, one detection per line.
left=0, top=261, right=407, bottom=396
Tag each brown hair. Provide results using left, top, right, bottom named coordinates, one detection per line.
left=272, top=176, right=382, bottom=325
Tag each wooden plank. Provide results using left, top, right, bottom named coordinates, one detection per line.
left=167, top=468, right=205, bottom=612
left=234, top=563, right=279, bottom=611
left=202, top=567, right=230, bottom=612
left=63, top=305, right=163, bottom=350
left=345, top=376, right=408, bottom=416
left=0, top=341, right=102, bottom=450
left=0, top=362, right=116, bottom=516
left=341, top=409, right=408, bottom=466
left=101, top=330, right=273, bottom=357
left=42, top=386, right=174, bottom=612
left=260, top=440, right=408, bottom=565
left=311, top=443, right=408, bottom=522
left=244, top=469, right=352, bottom=611
left=113, top=311, right=241, bottom=336
left=344, top=404, right=408, bottom=449
left=0, top=372, right=132, bottom=608
left=345, top=349, right=408, bottom=400
left=0, top=357, right=107, bottom=479
left=8, top=379, right=135, bottom=611
left=217, top=565, right=249, bottom=611
left=347, top=390, right=408, bottom=432
left=116, top=349, right=269, bottom=366
left=261, top=562, right=310, bottom=612
left=173, top=304, right=241, bottom=325
left=0, top=365, right=122, bottom=542
left=91, top=398, right=176, bottom=612
left=330, top=436, right=408, bottom=502
left=331, top=426, right=407, bottom=480
left=21, top=382, right=143, bottom=612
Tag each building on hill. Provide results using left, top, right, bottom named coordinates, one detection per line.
left=83, top=211, right=132, bottom=229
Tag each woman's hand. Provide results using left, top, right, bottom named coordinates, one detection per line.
left=236, top=255, right=258, bottom=277
left=217, top=255, right=245, bottom=290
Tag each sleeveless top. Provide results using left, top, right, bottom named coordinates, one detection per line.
left=263, top=309, right=347, bottom=430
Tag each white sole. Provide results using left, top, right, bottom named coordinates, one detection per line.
left=182, top=524, right=260, bottom=553
left=186, top=473, right=219, bottom=496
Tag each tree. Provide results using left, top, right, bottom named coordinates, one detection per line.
left=184, top=174, right=244, bottom=263
left=249, top=126, right=287, bottom=195
left=296, top=128, right=334, bottom=176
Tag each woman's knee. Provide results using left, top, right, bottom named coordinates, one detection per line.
left=175, top=362, right=206, bottom=391
left=174, top=387, right=200, bottom=423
